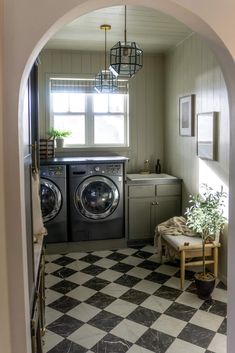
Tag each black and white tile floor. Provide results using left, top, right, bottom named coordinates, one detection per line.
left=43, top=245, right=227, bottom=353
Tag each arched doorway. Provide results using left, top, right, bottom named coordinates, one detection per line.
left=3, top=1, right=235, bottom=352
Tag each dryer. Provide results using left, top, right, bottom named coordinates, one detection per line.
left=40, top=165, right=67, bottom=243
left=69, top=162, right=124, bottom=241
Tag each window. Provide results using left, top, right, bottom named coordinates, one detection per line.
left=49, top=78, right=128, bottom=147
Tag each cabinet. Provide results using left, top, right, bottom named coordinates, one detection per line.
left=126, top=181, right=181, bottom=241
left=24, top=59, right=45, bottom=353
left=23, top=60, right=41, bottom=311
left=31, top=247, right=45, bottom=353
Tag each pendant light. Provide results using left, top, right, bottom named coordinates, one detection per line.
left=109, top=6, right=143, bottom=78
left=95, top=24, right=118, bottom=93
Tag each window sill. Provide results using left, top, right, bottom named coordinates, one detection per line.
left=55, top=146, right=130, bottom=152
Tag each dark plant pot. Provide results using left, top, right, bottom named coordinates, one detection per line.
left=194, top=272, right=216, bottom=300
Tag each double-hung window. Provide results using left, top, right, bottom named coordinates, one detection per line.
left=49, top=77, right=129, bottom=147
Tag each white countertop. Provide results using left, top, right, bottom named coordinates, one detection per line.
left=127, top=173, right=178, bottom=181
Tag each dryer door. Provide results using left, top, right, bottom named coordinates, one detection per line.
left=75, top=176, right=119, bottom=220
left=40, top=178, right=62, bottom=222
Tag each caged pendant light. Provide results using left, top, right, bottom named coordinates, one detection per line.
left=95, top=24, right=118, bottom=93
left=109, top=6, right=143, bottom=78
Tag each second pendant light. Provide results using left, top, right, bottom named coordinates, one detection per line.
left=95, top=24, right=118, bottom=93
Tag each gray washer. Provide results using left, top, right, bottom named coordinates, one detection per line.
left=40, top=165, right=67, bottom=243
left=69, top=163, right=124, bottom=241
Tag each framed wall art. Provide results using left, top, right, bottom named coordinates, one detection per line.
left=197, top=112, right=217, bottom=160
left=179, top=94, right=195, bottom=136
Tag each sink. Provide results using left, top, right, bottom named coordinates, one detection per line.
left=127, top=173, right=177, bottom=181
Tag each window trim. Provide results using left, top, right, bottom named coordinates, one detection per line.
left=46, top=74, right=129, bottom=148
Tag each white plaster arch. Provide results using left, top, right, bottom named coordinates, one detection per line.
left=3, top=1, right=235, bottom=353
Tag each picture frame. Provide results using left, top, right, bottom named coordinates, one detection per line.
left=179, top=94, right=195, bottom=136
left=197, top=112, right=217, bottom=160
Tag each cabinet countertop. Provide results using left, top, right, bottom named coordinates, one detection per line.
left=40, top=156, right=129, bottom=165
left=126, top=173, right=182, bottom=185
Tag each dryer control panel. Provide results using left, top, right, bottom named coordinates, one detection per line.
left=40, top=165, right=66, bottom=178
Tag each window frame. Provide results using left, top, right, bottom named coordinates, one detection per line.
left=46, top=74, right=129, bottom=148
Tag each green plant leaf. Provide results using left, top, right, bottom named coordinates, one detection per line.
left=47, top=128, right=71, bottom=138
left=185, top=184, right=227, bottom=275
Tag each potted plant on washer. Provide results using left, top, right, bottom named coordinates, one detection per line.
left=48, top=128, right=71, bottom=148
left=185, top=184, right=227, bottom=300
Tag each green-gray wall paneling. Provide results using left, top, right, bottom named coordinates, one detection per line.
left=38, top=49, right=165, bottom=173
left=165, top=34, right=229, bottom=283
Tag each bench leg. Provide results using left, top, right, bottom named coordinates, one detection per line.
left=180, top=250, right=185, bottom=290
left=213, top=246, right=218, bottom=277
left=159, top=244, right=163, bottom=264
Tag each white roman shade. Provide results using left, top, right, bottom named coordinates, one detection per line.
left=50, top=77, right=128, bottom=94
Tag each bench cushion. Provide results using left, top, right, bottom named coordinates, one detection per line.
left=161, top=234, right=203, bottom=251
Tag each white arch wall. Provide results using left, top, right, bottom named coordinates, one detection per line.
left=2, top=1, right=235, bottom=353
left=0, top=0, right=11, bottom=352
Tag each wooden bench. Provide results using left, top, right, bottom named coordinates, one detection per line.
left=159, top=234, right=220, bottom=289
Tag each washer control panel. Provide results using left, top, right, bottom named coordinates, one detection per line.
left=105, top=164, right=123, bottom=176
left=89, top=164, right=123, bottom=176
left=70, top=163, right=123, bottom=177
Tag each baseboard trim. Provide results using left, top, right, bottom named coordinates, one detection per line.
left=45, top=238, right=127, bottom=254
left=218, top=271, right=227, bottom=287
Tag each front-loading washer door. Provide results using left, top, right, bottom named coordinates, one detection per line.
left=40, top=178, right=62, bottom=222
left=75, top=176, right=119, bottom=220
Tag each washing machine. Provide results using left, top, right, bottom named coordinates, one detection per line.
left=40, top=165, right=67, bottom=243
left=69, top=162, right=125, bottom=241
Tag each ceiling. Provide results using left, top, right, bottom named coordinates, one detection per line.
left=45, top=5, right=193, bottom=53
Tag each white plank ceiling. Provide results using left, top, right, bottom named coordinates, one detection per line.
left=45, top=5, right=193, bottom=53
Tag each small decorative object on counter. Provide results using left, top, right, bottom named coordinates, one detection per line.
left=155, top=159, right=161, bottom=174
left=39, top=139, right=55, bottom=159
left=142, top=159, right=150, bottom=174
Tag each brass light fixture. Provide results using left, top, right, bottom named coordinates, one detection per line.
left=110, top=6, right=143, bottom=78
left=95, top=24, right=118, bottom=93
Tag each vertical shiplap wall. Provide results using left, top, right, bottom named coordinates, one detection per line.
left=38, top=49, right=164, bottom=173
left=165, top=34, right=229, bottom=282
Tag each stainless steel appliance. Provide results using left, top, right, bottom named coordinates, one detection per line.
left=40, top=165, right=67, bottom=243
left=69, top=162, right=124, bottom=241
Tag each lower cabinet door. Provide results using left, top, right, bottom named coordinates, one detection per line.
left=31, top=298, right=43, bottom=353
left=128, top=195, right=181, bottom=241
left=31, top=249, right=45, bottom=353
left=155, top=196, right=181, bottom=226
left=128, top=197, right=155, bottom=239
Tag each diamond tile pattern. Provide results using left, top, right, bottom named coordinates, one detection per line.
left=44, top=246, right=227, bottom=353
left=48, top=296, right=81, bottom=313
left=50, top=280, right=79, bottom=294
left=52, top=256, right=76, bottom=267
left=88, top=310, right=123, bottom=332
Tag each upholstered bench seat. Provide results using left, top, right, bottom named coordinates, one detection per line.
left=160, top=234, right=220, bottom=289
left=161, top=234, right=203, bottom=250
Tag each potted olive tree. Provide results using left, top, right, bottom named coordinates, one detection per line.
left=185, top=184, right=227, bottom=300
left=48, top=128, right=71, bottom=148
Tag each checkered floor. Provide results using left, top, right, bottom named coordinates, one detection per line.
left=43, top=245, right=227, bottom=353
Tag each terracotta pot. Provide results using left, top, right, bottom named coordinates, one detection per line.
left=194, top=272, right=216, bottom=300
